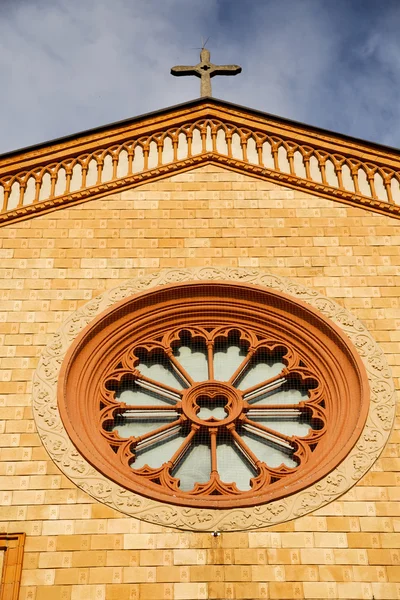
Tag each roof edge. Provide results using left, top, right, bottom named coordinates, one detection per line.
left=1, top=96, right=399, bottom=161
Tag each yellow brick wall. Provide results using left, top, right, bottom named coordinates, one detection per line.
left=0, top=165, right=399, bottom=600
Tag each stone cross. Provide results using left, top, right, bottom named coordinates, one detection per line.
left=171, top=48, right=242, bottom=97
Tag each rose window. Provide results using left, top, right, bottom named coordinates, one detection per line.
left=59, top=281, right=369, bottom=509
left=101, top=328, right=324, bottom=497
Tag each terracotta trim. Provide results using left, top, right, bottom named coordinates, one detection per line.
left=2, top=153, right=400, bottom=228
left=1, top=102, right=400, bottom=226
left=58, top=281, right=369, bottom=510
left=0, top=533, right=25, bottom=600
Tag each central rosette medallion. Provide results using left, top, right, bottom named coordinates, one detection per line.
left=183, top=382, right=241, bottom=426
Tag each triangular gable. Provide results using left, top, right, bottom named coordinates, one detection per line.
left=1, top=97, right=400, bottom=226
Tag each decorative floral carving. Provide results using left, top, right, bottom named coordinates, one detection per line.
left=32, top=268, right=396, bottom=531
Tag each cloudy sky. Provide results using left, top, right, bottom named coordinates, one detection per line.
left=1, top=0, right=399, bottom=154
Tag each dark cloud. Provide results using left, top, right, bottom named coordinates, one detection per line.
left=0, top=0, right=399, bottom=153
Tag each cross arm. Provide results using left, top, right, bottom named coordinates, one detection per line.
left=171, top=66, right=201, bottom=78
left=211, top=65, right=242, bottom=77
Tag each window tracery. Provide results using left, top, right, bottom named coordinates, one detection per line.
left=100, top=327, right=324, bottom=500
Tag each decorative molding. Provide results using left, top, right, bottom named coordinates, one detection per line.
left=2, top=101, right=400, bottom=226
left=32, top=268, right=396, bottom=531
left=0, top=533, right=25, bottom=600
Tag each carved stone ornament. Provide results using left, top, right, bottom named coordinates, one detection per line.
left=32, top=268, right=396, bottom=531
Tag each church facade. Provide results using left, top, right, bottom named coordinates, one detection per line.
left=0, top=97, right=399, bottom=600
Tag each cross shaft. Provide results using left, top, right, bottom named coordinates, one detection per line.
left=171, top=48, right=242, bottom=97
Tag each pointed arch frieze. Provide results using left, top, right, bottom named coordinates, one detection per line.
left=2, top=100, right=400, bottom=225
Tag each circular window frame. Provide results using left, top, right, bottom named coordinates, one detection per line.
left=58, top=281, right=368, bottom=509
left=33, top=268, right=396, bottom=531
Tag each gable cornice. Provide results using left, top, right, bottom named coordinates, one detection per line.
left=1, top=99, right=400, bottom=226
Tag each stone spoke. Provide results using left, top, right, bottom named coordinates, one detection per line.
left=133, top=418, right=184, bottom=451
left=166, top=425, right=199, bottom=469
left=134, top=372, right=183, bottom=403
left=241, top=417, right=294, bottom=452
left=247, top=406, right=303, bottom=419
left=228, top=348, right=256, bottom=386
left=229, top=427, right=265, bottom=472
left=123, top=405, right=180, bottom=415
left=242, top=370, right=288, bottom=403
left=166, top=350, right=194, bottom=387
